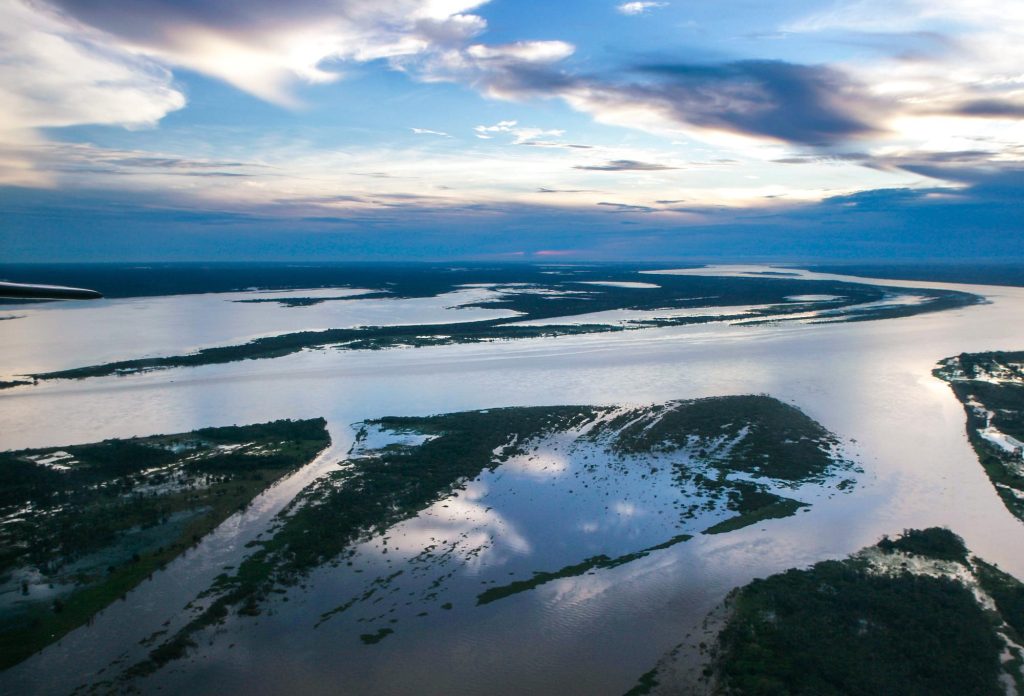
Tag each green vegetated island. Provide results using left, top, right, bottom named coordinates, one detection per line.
left=626, top=528, right=1024, bottom=695
left=0, top=418, right=330, bottom=670
left=114, top=395, right=857, bottom=685
left=6, top=269, right=979, bottom=386
left=936, top=351, right=1024, bottom=521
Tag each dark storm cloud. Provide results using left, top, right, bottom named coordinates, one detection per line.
left=890, top=163, right=1024, bottom=191
left=629, top=61, right=881, bottom=146
left=950, top=99, right=1024, bottom=118
left=484, top=58, right=883, bottom=148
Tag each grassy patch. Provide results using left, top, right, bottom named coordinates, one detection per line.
left=359, top=627, right=394, bottom=645
left=702, top=497, right=807, bottom=535
left=594, top=395, right=841, bottom=482
left=477, top=534, right=693, bottom=606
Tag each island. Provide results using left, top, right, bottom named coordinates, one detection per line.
left=935, top=351, right=1024, bottom=520
left=117, top=395, right=857, bottom=685
left=626, top=528, right=1024, bottom=695
left=4, top=270, right=979, bottom=387
left=0, top=418, right=330, bottom=669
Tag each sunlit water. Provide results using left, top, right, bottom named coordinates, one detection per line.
left=0, top=286, right=516, bottom=377
left=1, top=266, right=1023, bottom=695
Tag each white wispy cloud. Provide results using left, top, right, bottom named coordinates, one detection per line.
left=784, top=0, right=1024, bottom=34
left=43, top=0, right=493, bottom=107
left=411, top=127, right=452, bottom=137
left=783, top=0, right=1024, bottom=170
left=466, top=40, right=575, bottom=63
left=616, top=2, right=667, bottom=16
left=474, top=120, right=518, bottom=139
left=0, top=0, right=496, bottom=185
left=473, top=120, right=566, bottom=144
left=0, top=0, right=185, bottom=185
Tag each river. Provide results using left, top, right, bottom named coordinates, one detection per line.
left=1, top=265, right=1022, bottom=695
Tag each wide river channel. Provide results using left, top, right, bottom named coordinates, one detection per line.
left=1, top=265, right=1022, bottom=695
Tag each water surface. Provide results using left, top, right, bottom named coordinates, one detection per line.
left=1, top=266, right=1022, bottom=695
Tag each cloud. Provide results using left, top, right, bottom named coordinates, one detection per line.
left=555, top=61, right=883, bottom=147
left=519, top=140, right=591, bottom=148
left=46, top=0, right=492, bottom=106
left=474, top=120, right=519, bottom=138
left=574, top=159, right=677, bottom=171
left=772, top=153, right=872, bottom=165
left=0, top=2, right=184, bottom=132
left=4, top=142, right=265, bottom=184
left=616, top=2, right=668, bottom=16
left=874, top=155, right=1024, bottom=189
left=473, top=120, right=566, bottom=144
left=466, top=40, right=574, bottom=63
left=414, top=38, right=577, bottom=108
left=782, top=0, right=1024, bottom=162
left=3, top=152, right=1021, bottom=262
left=598, top=201, right=656, bottom=212
left=430, top=43, right=883, bottom=147
left=0, top=0, right=513, bottom=186
left=411, top=127, right=452, bottom=137
left=537, top=187, right=597, bottom=193
left=0, top=1, right=186, bottom=185
left=4, top=0, right=1017, bottom=230
left=784, top=0, right=1024, bottom=35
left=947, top=99, right=1024, bottom=118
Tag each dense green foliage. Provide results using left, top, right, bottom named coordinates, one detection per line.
left=0, top=419, right=329, bottom=670
left=627, top=528, right=1022, bottom=696
left=716, top=551, right=1003, bottom=695
left=936, top=351, right=1024, bottom=521
left=601, top=395, right=839, bottom=482
left=876, top=527, right=969, bottom=564
left=941, top=351, right=1024, bottom=383
left=975, top=560, right=1024, bottom=640
left=953, top=380, right=1024, bottom=441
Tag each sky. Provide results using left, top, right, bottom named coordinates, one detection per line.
left=0, top=0, right=1021, bottom=262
